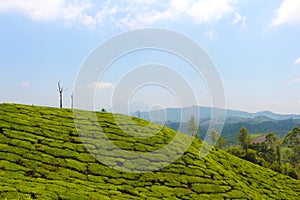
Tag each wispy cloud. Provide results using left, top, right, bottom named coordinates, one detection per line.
left=186, top=0, right=237, bottom=24
left=294, top=57, right=300, bottom=64
left=291, top=78, right=300, bottom=83
left=0, top=0, right=240, bottom=28
left=270, top=0, right=300, bottom=26
left=232, top=12, right=246, bottom=26
left=205, top=30, right=217, bottom=41
left=87, top=82, right=113, bottom=89
left=0, top=0, right=96, bottom=27
left=114, top=0, right=239, bottom=27
left=21, top=82, right=30, bottom=87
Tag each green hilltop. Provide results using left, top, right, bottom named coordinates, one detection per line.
left=0, top=103, right=299, bottom=199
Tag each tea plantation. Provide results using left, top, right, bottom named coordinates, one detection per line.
left=0, top=103, right=299, bottom=199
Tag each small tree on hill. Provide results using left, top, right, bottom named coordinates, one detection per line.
left=238, top=127, right=250, bottom=153
left=216, top=136, right=226, bottom=149
left=208, top=128, right=219, bottom=143
left=265, top=132, right=277, bottom=151
left=283, top=126, right=300, bottom=167
left=263, top=132, right=280, bottom=164
left=276, top=143, right=281, bottom=165
left=208, top=128, right=226, bottom=149
left=187, top=115, right=198, bottom=138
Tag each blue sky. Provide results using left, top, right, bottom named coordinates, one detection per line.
left=1, top=0, right=300, bottom=114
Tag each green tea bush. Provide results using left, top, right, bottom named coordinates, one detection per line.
left=0, top=103, right=300, bottom=199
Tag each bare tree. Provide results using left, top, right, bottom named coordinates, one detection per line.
left=57, top=81, right=64, bottom=108
left=71, top=92, right=74, bottom=109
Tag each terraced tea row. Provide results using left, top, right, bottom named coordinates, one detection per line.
left=0, top=103, right=299, bottom=199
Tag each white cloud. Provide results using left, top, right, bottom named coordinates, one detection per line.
left=294, top=57, right=300, bottom=64
left=0, top=0, right=95, bottom=27
left=187, top=0, right=237, bottom=24
left=114, top=0, right=239, bottom=27
left=21, top=82, right=30, bottom=87
left=232, top=12, right=246, bottom=26
left=95, top=4, right=117, bottom=25
left=81, top=14, right=96, bottom=27
left=270, top=0, right=300, bottom=26
left=87, top=82, right=113, bottom=89
left=205, top=30, right=217, bottom=41
left=0, top=0, right=240, bottom=28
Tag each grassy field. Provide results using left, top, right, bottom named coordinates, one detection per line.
left=0, top=103, right=300, bottom=199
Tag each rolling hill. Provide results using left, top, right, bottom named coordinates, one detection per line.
left=0, top=103, right=300, bottom=199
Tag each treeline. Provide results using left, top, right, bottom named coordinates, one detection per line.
left=221, top=118, right=300, bottom=138
left=226, top=126, right=300, bottom=180
left=164, top=118, right=300, bottom=144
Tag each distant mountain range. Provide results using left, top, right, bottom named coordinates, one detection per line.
left=133, top=106, right=300, bottom=123
left=130, top=106, right=300, bottom=143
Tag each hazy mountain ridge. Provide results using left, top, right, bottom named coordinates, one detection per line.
left=135, top=106, right=300, bottom=142
left=135, top=106, right=300, bottom=123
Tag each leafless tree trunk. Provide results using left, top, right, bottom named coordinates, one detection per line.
left=71, top=92, right=74, bottom=109
left=57, top=81, right=64, bottom=108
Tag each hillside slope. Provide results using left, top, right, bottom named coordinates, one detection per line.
left=0, top=103, right=299, bottom=199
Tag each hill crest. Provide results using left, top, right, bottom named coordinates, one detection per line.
left=0, top=103, right=299, bottom=199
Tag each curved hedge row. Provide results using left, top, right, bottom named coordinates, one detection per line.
left=0, top=103, right=299, bottom=199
